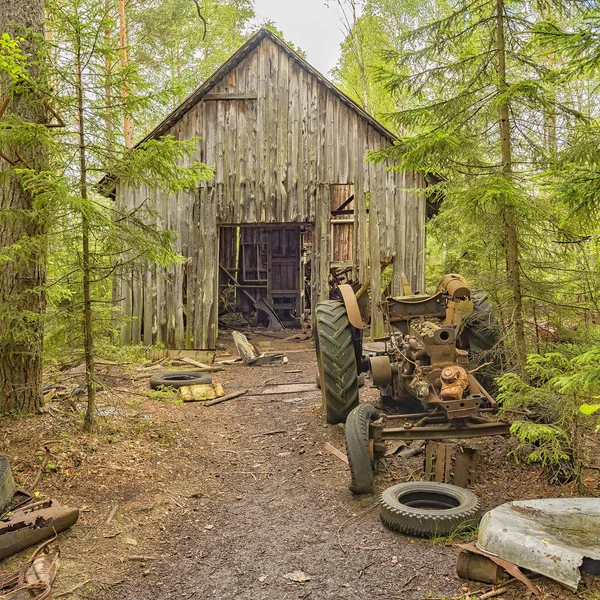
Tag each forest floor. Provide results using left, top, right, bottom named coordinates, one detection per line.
left=0, top=332, right=599, bottom=600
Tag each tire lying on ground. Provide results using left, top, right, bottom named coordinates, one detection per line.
left=380, top=482, right=481, bottom=537
left=345, top=403, right=381, bottom=495
left=150, top=371, right=212, bottom=390
left=0, top=456, right=16, bottom=513
left=314, top=300, right=360, bottom=424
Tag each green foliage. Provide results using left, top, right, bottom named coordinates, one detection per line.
left=114, top=136, right=213, bottom=193
left=130, top=0, right=255, bottom=127
left=430, top=522, right=478, bottom=546
left=0, top=33, right=27, bottom=82
left=497, top=344, right=600, bottom=481
left=143, top=388, right=183, bottom=406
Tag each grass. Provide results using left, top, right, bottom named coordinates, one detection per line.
left=430, top=522, right=478, bottom=546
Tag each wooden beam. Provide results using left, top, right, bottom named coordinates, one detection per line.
left=203, top=93, right=258, bottom=101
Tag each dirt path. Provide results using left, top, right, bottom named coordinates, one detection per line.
left=1, top=335, right=595, bottom=599
left=110, top=345, right=463, bottom=600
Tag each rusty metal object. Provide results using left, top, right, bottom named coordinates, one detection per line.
left=369, top=355, right=392, bottom=386
left=365, top=273, right=500, bottom=424
left=338, top=283, right=364, bottom=329
left=387, top=292, right=446, bottom=325
left=371, top=416, right=510, bottom=442
left=457, top=543, right=541, bottom=596
left=456, top=551, right=507, bottom=584
left=0, top=500, right=79, bottom=560
left=0, top=536, right=60, bottom=600
left=437, top=273, right=471, bottom=300
left=440, top=365, right=469, bottom=401
left=425, top=442, right=479, bottom=487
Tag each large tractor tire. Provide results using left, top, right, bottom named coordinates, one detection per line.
left=314, top=300, right=360, bottom=424
left=345, top=403, right=381, bottom=494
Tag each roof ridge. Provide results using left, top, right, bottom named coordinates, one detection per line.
left=136, top=27, right=397, bottom=147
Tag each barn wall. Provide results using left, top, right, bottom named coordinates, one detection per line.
left=115, top=36, right=426, bottom=349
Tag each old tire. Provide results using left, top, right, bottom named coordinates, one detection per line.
left=150, top=371, right=212, bottom=390
left=314, top=300, right=359, bottom=424
left=380, top=482, right=481, bottom=537
left=0, top=456, right=16, bottom=513
left=345, top=403, right=380, bottom=495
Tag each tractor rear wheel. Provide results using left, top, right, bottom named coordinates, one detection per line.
left=314, top=300, right=359, bottom=424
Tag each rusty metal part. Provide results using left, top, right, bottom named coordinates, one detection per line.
left=456, top=349, right=469, bottom=365
left=369, top=356, right=392, bottom=386
left=440, top=365, right=469, bottom=401
left=338, top=284, right=364, bottom=329
left=457, top=543, right=540, bottom=596
left=468, top=375, right=497, bottom=408
left=0, top=499, right=79, bottom=560
left=456, top=551, right=507, bottom=584
left=0, top=535, right=59, bottom=600
left=371, top=414, right=510, bottom=442
left=425, top=442, right=479, bottom=488
left=437, top=274, right=471, bottom=300
left=387, top=293, right=446, bottom=324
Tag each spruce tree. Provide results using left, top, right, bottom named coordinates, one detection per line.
left=0, top=0, right=48, bottom=412
left=373, top=0, right=587, bottom=369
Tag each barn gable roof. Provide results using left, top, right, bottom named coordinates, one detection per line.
left=138, top=28, right=397, bottom=146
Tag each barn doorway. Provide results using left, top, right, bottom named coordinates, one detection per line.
left=218, top=224, right=310, bottom=329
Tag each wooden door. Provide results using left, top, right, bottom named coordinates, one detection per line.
left=267, top=227, right=301, bottom=327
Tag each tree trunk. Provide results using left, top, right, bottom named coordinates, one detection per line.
left=118, top=0, right=132, bottom=148
left=75, top=25, right=97, bottom=432
left=0, top=0, right=47, bottom=413
left=496, top=0, right=526, bottom=369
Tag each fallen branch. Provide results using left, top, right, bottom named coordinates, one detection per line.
left=105, top=505, right=119, bottom=525
left=180, top=357, right=223, bottom=371
left=398, top=441, right=425, bottom=458
left=250, top=430, right=287, bottom=438
left=204, top=390, right=248, bottom=407
left=337, top=501, right=379, bottom=555
left=28, top=446, right=51, bottom=492
left=480, top=587, right=508, bottom=600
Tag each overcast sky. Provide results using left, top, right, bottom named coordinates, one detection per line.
left=253, top=0, right=348, bottom=77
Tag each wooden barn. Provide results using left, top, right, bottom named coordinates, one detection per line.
left=112, top=28, right=427, bottom=350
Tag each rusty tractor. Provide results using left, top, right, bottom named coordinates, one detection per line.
left=314, top=274, right=510, bottom=494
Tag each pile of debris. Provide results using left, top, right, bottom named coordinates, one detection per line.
left=0, top=456, right=79, bottom=599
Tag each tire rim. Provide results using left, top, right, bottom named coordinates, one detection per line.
left=395, top=490, right=461, bottom=511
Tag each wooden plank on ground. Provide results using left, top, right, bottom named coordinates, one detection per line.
left=166, top=349, right=216, bottom=363
left=259, top=383, right=318, bottom=395
left=177, top=383, right=225, bottom=402
left=324, top=442, right=349, bottom=465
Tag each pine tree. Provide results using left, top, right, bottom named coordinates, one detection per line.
left=0, top=0, right=48, bottom=412
left=372, top=0, right=588, bottom=370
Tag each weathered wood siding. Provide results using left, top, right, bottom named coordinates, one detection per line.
left=114, top=34, right=426, bottom=349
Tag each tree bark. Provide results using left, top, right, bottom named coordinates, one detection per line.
left=496, top=0, right=526, bottom=369
left=118, top=0, right=132, bottom=148
left=74, top=23, right=96, bottom=432
left=0, top=0, right=47, bottom=413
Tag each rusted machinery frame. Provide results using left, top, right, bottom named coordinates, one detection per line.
left=371, top=414, right=510, bottom=442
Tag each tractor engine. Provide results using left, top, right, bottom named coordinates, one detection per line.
left=367, top=274, right=493, bottom=422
